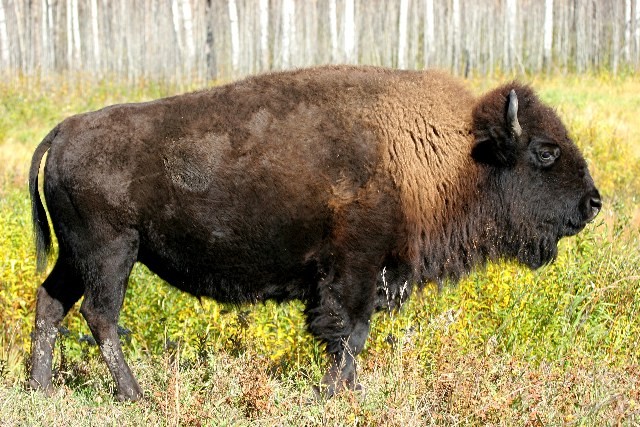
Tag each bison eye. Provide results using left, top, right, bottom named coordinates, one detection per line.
left=531, top=140, right=560, bottom=168
left=539, top=150, right=554, bottom=161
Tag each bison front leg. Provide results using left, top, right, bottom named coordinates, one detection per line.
left=320, top=321, right=370, bottom=397
left=306, top=263, right=376, bottom=398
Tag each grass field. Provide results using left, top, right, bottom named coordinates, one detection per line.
left=1, top=72, right=639, bottom=426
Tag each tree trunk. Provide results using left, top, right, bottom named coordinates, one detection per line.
left=39, top=0, right=49, bottom=71
left=625, top=0, right=631, bottom=64
left=181, top=0, right=195, bottom=75
left=0, top=0, right=9, bottom=66
left=424, top=0, right=434, bottom=68
left=281, top=0, right=295, bottom=68
left=452, top=0, right=460, bottom=74
left=543, top=0, right=553, bottom=72
left=397, top=0, right=408, bottom=68
left=504, top=0, right=517, bottom=73
left=13, top=0, right=26, bottom=70
left=329, top=0, right=338, bottom=62
left=259, top=0, right=269, bottom=70
left=636, top=0, right=640, bottom=67
left=171, top=0, right=183, bottom=79
left=228, top=0, right=240, bottom=73
left=66, top=0, right=72, bottom=70
left=205, top=0, right=217, bottom=80
left=71, top=0, right=81, bottom=68
left=344, top=0, right=355, bottom=63
left=90, top=0, right=100, bottom=71
left=613, top=0, right=620, bottom=74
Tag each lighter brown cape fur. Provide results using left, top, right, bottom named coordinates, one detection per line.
left=359, top=70, right=479, bottom=269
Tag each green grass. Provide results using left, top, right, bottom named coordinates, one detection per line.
left=1, top=73, right=639, bottom=425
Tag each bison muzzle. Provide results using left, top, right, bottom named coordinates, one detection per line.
left=27, top=65, right=601, bottom=401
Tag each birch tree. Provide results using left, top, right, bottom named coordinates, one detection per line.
left=39, top=0, right=50, bottom=71
left=543, top=0, right=553, bottom=71
left=624, top=0, right=631, bottom=63
left=90, top=0, right=100, bottom=71
left=329, top=0, right=339, bottom=62
left=613, top=0, right=621, bottom=74
left=398, top=0, right=409, bottom=68
left=171, top=0, right=183, bottom=73
left=205, top=0, right=217, bottom=80
left=504, top=0, right=517, bottom=72
left=424, top=0, right=435, bottom=68
left=303, top=2, right=315, bottom=65
left=13, top=0, right=25, bottom=69
left=228, top=0, right=240, bottom=72
left=636, top=0, right=640, bottom=65
left=1, top=0, right=12, bottom=66
left=181, top=0, right=195, bottom=73
left=452, top=0, right=460, bottom=73
left=71, top=0, right=81, bottom=68
left=344, top=0, right=356, bottom=63
left=259, top=0, right=269, bottom=70
left=281, top=0, right=295, bottom=68
left=66, top=0, right=73, bottom=69
left=575, top=0, right=586, bottom=72
left=2, top=0, right=640, bottom=81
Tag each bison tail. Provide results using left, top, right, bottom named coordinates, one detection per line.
left=29, top=126, right=58, bottom=273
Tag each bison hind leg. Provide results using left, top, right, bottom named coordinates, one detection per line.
left=77, top=230, right=142, bottom=401
left=28, top=257, right=85, bottom=393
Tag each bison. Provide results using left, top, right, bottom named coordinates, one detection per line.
left=27, top=65, right=601, bottom=401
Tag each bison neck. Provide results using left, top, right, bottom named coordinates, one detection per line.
left=400, top=164, right=506, bottom=287
left=425, top=188, right=504, bottom=286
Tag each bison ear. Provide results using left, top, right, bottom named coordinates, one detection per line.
left=471, top=89, right=521, bottom=168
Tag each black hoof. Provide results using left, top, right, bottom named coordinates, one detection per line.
left=26, top=378, right=53, bottom=396
left=115, top=386, right=143, bottom=402
left=310, top=381, right=365, bottom=401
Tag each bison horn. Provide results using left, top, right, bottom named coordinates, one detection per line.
left=507, top=89, right=522, bottom=138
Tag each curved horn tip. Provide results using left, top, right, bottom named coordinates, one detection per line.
left=508, top=89, right=518, bottom=109
left=507, top=89, right=522, bottom=137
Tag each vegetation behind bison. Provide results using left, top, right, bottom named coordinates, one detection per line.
left=27, top=65, right=601, bottom=401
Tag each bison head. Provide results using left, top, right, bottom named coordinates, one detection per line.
left=471, top=84, right=601, bottom=268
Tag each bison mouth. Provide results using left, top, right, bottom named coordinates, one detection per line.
left=516, top=208, right=597, bottom=269
left=559, top=190, right=602, bottom=237
left=523, top=208, right=597, bottom=268
left=561, top=201, right=601, bottom=237
left=561, top=219, right=587, bottom=237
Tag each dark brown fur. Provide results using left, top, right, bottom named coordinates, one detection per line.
left=27, top=65, right=600, bottom=400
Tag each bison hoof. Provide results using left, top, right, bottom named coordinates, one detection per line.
left=115, top=386, right=143, bottom=402
left=311, top=381, right=365, bottom=401
left=26, top=378, right=53, bottom=396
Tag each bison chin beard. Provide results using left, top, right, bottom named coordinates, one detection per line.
left=515, top=235, right=559, bottom=270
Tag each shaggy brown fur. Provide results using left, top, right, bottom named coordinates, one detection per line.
left=27, top=65, right=600, bottom=401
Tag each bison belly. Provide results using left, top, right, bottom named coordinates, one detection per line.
left=135, top=176, right=334, bottom=303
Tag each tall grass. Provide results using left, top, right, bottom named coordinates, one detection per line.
left=1, top=73, right=639, bottom=425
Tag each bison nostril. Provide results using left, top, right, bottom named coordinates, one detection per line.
left=587, top=195, right=602, bottom=221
